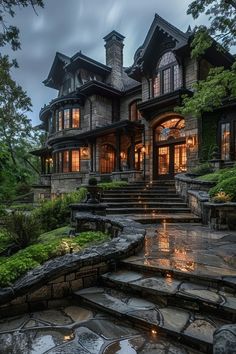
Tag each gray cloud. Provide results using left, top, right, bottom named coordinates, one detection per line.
left=2, top=0, right=207, bottom=125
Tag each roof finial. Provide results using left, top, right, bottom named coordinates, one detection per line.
left=186, top=25, right=192, bottom=33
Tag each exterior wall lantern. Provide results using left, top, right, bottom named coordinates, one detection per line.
left=81, top=147, right=89, bottom=158
left=186, top=136, right=196, bottom=148
left=120, top=151, right=126, bottom=159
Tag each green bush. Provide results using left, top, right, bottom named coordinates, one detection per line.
left=190, top=163, right=213, bottom=176
left=5, top=212, right=41, bottom=249
left=0, top=229, right=11, bottom=253
left=218, top=167, right=236, bottom=183
left=33, top=188, right=87, bottom=232
left=98, top=181, right=128, bottom=190
left=209, top=176, right=236, bottom=201
left=0, top=230, right=108, bottom=287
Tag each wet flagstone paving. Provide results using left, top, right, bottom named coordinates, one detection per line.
left=0, top=306, right=201, bottom=353
left=123, top=223, right=236, bottom=279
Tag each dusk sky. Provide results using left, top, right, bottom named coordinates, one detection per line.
left=2, top=0, right=209, bottom=125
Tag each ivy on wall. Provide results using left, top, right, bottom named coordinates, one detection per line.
left=200, top=114, right=219, bottom=161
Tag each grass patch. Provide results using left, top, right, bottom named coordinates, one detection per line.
left=0, top=229, right=109, bottom=287
left=0, top=229, right=11, bottom=254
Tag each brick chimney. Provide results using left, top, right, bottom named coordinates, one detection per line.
left=104, top=31, right=125, bottom=90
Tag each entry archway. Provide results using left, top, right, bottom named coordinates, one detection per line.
left=153, top=115, right=186, bottom=178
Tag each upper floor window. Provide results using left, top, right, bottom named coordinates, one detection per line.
left=62, top=78, right=72, bottom=95
left=153, top=51, right=181, bottom=97
left=129, top=100, right=142, bottom=122
left=55, top=107, right=80, bottom=132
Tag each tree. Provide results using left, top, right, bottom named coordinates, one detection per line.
left=178, top=0, right=236, bottom=117
left=0, top=0, right=44, bottom=50
left=0, top=0, right=44, bottom=201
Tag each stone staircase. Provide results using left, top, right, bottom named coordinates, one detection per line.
left=101, top=180, right=200, bottom=223
left=74, top=263, right=236, bottom=353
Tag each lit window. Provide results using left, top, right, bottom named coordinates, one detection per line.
left=221, top=123, right=230, bottom=160
left=129, top=100, right=142, bottom=121
left=58, top=111, right=63, bottom=131
left=153, top=51, right=181, bottom=97
left=63, top=151, right=70, bottom=172
left=58, top=152, right=63, bottom=172
left=72, top=108, right=80, bottom=128
left=72, top=150, right=80, bottom=171
left=64, top=109, right=70, bottom=129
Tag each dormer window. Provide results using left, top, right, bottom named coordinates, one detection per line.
left=153, top=51, right=181, bottom=97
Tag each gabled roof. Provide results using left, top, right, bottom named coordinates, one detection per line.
left=66, top=52, right=111, bottom=75
left=43, top=52, right=70, bottom=89
left=126, top=13, right=191, bottom=80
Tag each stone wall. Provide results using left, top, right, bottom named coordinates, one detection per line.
left=51, top=172, right=88, bottom=194
left=120, top=91, right=142, bottom=121
left=0, top=215, right=145, bottom=318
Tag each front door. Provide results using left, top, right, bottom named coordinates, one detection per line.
left=154, top=116, right=186, bottom=179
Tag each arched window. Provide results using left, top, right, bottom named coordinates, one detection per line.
left=100, top=144, right=116, bottom=173
left=153, top=51, right=181, bottom=97
left=155, top=118, right=185, bottom=142
left=129, top=100, right=142, bottom=121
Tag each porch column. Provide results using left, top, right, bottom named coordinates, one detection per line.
left=89, top=141, right=94, bottom=172
left=115, top=131, right=121, bottom=171
left=41, top=157, right=46, bottom=174
left=130, top=131, right=135, bottom=170
left=93, top=139, right=97, bottom=172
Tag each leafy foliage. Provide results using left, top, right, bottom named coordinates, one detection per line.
left=4, top=211, right=41, bottom=249
left=98, top=181, right=128, bottom=190
left=0, top=230, right=108, bottom=287
left=209, top=176, right=236, bottom=200
left=189, top=162, right=213, bottom=175
left=0, top=0, right=44, bottom=50
left=178, top=0, right=236, bottom=117
left=196, top=166, right=236, bottom=182
left=33, top=188, right=87, bottom=232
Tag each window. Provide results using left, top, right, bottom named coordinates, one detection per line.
left=129, top=100, right=142, bottom=121
left=58, top=111, right=63, bottom=131
left=55, top=107, right=80, bottom=131
left=155, top=118, right=185, bottom=142
left=221, top=123, right=231, bottom=160
left=62, top=78, right=71, bottom=95
left=63, top=151, right=70, bottom=172
left=72, top=108, right=80, bottom=128
left=153, top=51, right=181, bottom=97
left=64, top=109, right=70, bottom=129
left=54, top=149, right=80, bottom=173
left=71, top=150, right=80, bottom=171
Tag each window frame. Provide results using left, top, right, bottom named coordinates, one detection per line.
left=129, top=99, right=142, bottom=122
left=152, top=51, right=181, bottom=98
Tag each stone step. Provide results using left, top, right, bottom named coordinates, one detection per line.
left=105, top=202, right=188, bottom=208
left=101, top=270, right=236, bottom=322
left=121, top=257, right=236, bottom=291
left=102, top=197, right=184, bottom=203
left=74, top=286, right=227, bottom=353
left=106, top=207, right=191, bottom=214
left=132, top=214, right=201, bottom=223
left=103, top=192, right=179, bottom=197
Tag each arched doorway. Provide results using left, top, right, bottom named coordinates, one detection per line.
left=154, top=117, right=186, bottom=178
left=100, top=144, right=116, bottom=173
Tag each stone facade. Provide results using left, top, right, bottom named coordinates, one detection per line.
left=32, top=14, right=235, bottom=199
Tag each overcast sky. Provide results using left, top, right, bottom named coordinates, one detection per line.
left=2, top=0, right=208, bottom=125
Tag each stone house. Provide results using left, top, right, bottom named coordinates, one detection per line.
left=32, top=14, right=236, bottom=200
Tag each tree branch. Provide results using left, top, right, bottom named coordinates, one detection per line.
left=225, top=0, right=236, bottom=10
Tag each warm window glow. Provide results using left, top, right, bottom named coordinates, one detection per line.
left=63, top=151, right=70, bottom=172
left=58, top=111, right=63, bottom=131
left=158, top=146, right=170, bottom=175
left=72, top=108, right=80, bottom=128
left=100, top=144, right=115, bottom=173
left=155, top=118, right=185, bottom=142
left=221, top=123, right=230, bottom=160
left=130, top=100, right=141, bottom=121
left=153, top=51, right=181, bottom=97
left=71, top=150, right=80, bottom=172
left=64, top=109, right=70, bottom=129
left=58, top=152, right=63, bottom=172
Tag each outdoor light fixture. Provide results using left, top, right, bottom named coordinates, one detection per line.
left=120, top=151, right=126, bottom=159
left=81, top=147, right=89, bottom=158
left=141, top=145, right=146, bottom=153
left=186, top=136, right=196, bottom=148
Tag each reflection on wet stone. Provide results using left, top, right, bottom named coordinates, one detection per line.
left=76, top=327, right=104, bottom=354
left=103, top=336, right=145, bottom=354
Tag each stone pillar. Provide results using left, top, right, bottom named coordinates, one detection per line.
left=115, top=132, right=121, bottom=171
left=89, top=142, right=94, bottom=172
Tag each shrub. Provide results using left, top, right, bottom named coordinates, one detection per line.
left=98, top=181, right=128, bottom=190
left=33, top=188, right=87, bottom=232
left=5, top=212, right=41, bottom=249
left=218, top=167, right=236, bottom=183
left=190, top=163, right=213, bottom=176
left=88, top=177, right=98, bottom=185
left=209, top=177, right=236, bottom=201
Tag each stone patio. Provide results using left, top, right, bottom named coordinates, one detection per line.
left=0, top=222, right=236, bottom=353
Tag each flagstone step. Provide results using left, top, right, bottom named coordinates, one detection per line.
left=74, top=286, right=228, bottom=353
left=105, top=202, right=188, bottom=208
left=102, top=197, right=183, bottom=202
left=106, top=207, right=191, bottom=214
left=132, top=214, right=201, bottom=223
left=101, top=270, right=236, bottom=321
left=103, top=192, right=180, bottom=197
left=121, top=257, right=236, bottom=290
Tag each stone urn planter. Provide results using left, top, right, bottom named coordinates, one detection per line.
left=86, top=177, right=102, bottom=204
